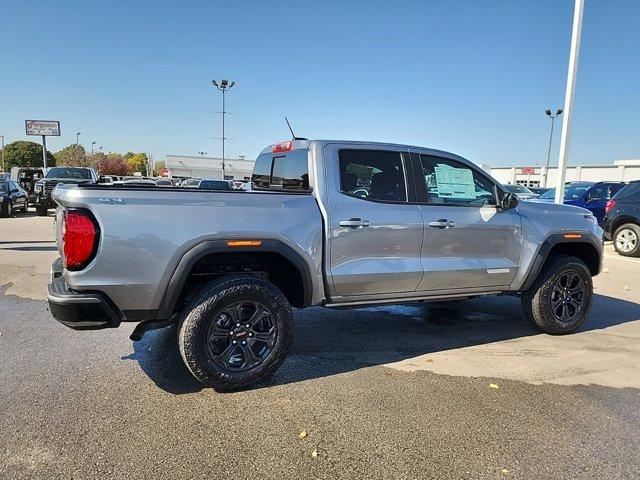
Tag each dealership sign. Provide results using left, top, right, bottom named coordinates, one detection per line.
left=25, top=120, right=61, bottom=136
left=520, top=167, right=535, bottom=175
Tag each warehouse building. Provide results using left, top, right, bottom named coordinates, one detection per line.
left=485, top=159, right=640, bottom=188
left=165, top=154, right=255, bottom=181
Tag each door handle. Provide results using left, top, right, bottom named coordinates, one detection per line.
left=339, top=218, right=370, bottom=228
left=428, top=219, right=456, bottom=229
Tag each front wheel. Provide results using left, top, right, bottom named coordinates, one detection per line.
left=522, top=255, right=593, bottom=334
left=178, top=274, right=293, bottom=391
left=613, top=223, right=640, bottom=257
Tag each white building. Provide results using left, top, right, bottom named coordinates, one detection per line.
left=485, top=159, right=640, bottom=188
left=166, top=154, right=255, bottom=180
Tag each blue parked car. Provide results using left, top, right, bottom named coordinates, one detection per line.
left=533, top=181, right=626, bottom=225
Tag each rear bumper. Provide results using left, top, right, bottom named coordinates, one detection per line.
left=47, top=258, right=121, bottom=330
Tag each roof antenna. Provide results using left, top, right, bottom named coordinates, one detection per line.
left=285, top=116, right=308, bottom=141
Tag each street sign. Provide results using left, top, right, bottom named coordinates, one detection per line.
left=25, top=120, right=61, bottom=136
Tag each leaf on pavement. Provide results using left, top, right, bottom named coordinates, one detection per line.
left=311, top=449, right=318, bottom=458
left=501, top=468, right=509, bottom=475
left=298, top=430, right=308, bottom=439
left=489, top=383, right=500, bottom=389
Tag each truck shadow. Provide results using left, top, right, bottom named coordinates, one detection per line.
left=130, top=293, right=640, bottom=394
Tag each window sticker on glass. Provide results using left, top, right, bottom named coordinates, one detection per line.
left=433, top=166, right=476, bottom=199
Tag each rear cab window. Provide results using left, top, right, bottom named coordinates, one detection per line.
left=252, top=144, right=310, bottom=192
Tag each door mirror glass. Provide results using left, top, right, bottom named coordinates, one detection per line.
left=501, top=192, right=519, bottom=209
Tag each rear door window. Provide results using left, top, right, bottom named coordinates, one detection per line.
left=338, top=150, right=407, bottom=202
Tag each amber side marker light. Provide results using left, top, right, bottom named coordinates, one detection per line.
left=563, top=233, right=582, bottom=239
left=227, top=240, right=262, bottom=247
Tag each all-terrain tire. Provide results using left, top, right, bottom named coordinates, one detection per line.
left=35, top=206, right=48, bottom=216
left=521, top=254, right=593, bottom=335
left=178, top=274, right=293, bottom=391
left=612, top=223, right=640, bottom=257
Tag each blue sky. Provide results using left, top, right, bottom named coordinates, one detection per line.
left=1, top=0, right=638, bottom=166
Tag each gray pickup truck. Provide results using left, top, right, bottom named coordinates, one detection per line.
left=47, top=140, right=603, bottom=390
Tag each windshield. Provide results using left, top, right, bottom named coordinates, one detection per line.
left=45, top=167, right=92, bottom=179
left=504, top=184, right=531, bottom=194
left=539, top=183, right=594, bottom=200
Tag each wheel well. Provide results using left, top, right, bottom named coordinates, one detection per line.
left=547, top=242, right=600, bottom=275
left=612, top=217, right=640, bottom=235
left=174, top=251, right=306, bottom=311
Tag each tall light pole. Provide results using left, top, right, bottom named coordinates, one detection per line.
left=91, top=141, right=96, bottom=156
left=99, top=146, right=103, bottom=152
left=212, top=79, right=235, bottom=179
left=75, top=132, right=82, bottom=165
left=555, top=0, right=584, bottom=204
left=198, top=151, right=207, bottom=158
left=0, top=135, right=5, bottom=172
left=543, top=108, right=563, bottom=187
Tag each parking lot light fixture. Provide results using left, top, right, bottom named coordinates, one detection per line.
left=212, top=78, right=236, bottom=179
left=543, top=108, right=564, bottom=187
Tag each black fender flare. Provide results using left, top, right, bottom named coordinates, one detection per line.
left=156, top=239, right=313, bottom=319
left=519, top=232, right=602, bottom=292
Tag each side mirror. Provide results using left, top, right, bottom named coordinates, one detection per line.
left=10, top=188, right=18, bottom=194
left=501, top=192, right=519, bottom=210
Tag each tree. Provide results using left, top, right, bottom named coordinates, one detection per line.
left=3, top=140, right=55, bottom=169
left=153, top=160, right=166, bottom=176
left=54, top=144, right=87, bottom=167
left=97, top=153, right=131, bottom=176
left=125, top=152, right=149, bottom=176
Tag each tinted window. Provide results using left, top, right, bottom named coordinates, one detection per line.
left=612, top=182, right=640, bottom=201
left=0, top=182, right=7, bottom=193
left=539, top=182, right=594, bottom=201
left=419, top=155, right=496, bottom=206
left=504, top=184, right=531, bottom=194
left=339, top=150, right=406, bottom=202
left=199, top=180, right=232, bottom=190
left=587, top=185, right=610, bottom=200
left=252, top=149, right=309, bottom=191
left=46, top=168, right=92, bottom=179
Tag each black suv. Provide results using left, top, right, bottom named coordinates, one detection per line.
left=34, top=167, right=98, bottom=216
left=603, top=180, right=640, bottom=257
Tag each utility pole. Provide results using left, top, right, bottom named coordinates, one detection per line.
left=212, top=79, right=235, bottom=179
left=555, top=0, right=584, bottom=204
left=0, top=135, right=5, bottom=172
left=543, top=108, right=563, bottom=187
left=75, top=132, right=82, bottom=165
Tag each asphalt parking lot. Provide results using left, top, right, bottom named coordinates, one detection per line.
left=1, top=213, right=639, bottom=479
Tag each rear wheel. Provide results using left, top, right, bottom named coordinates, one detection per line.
left=522, top=255, right=592, bottom=334
left=36, top=206, right=48, bottom=216
left=2, top=201, right=14, bottom=217
left=178, top=274, right=293, bottom=391
left=613, top=223, right=640, bottom=257
left=21, top=199, right=29, bottom=213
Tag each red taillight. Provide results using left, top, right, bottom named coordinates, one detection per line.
left=272, top=141, right=293, bottom=153
left=63, top=210, right=99, bottom=271
left=605, top=199, right=616, bottom=215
